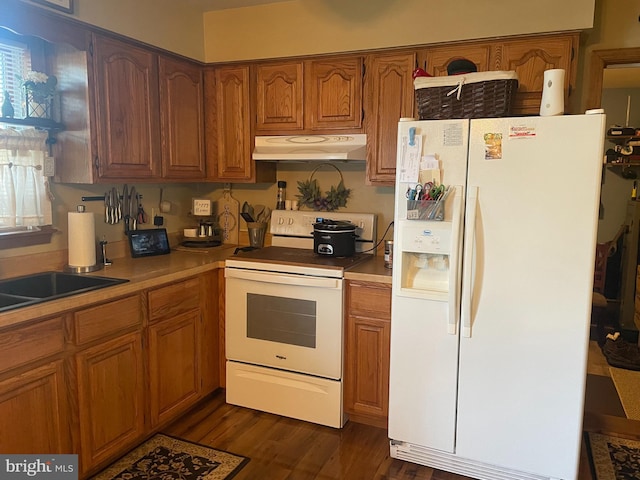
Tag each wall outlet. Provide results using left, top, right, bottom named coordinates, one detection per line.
left=43, top=156, right=55, bottom=177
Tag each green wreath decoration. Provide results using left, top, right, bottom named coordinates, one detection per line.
left=296, top=163, right=350, bottom=211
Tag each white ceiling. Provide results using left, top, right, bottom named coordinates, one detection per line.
left=183, top=0, right=290, bottom=11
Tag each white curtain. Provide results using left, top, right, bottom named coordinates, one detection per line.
left=0, top=128, right=53, bottom=228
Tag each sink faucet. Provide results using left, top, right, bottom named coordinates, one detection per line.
left=99, top=238, right=111, bottom=266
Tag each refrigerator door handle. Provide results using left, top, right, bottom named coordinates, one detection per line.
left=447, top=185, right=464, bottom=335
left=461, top=186, right=478, bottom=338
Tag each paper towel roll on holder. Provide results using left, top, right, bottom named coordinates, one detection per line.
left=64, top=205, right=103, bottom=274
left=64, top=264, right=103, bottom=273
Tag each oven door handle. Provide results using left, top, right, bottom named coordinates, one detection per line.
left=225, top=268, right=342, bottom=289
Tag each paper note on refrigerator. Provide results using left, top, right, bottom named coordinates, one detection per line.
left=419, top=155, right=441, bottom=184
left=398, top=134, right=422, bottom=183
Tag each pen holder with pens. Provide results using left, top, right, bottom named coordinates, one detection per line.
left=406, top=184, right=452, bottom=221
left=407, top=199, right=445, bottom=221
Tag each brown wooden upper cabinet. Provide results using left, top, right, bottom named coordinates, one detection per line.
left=255, top=62, right=304, bottom=131
left=255, top=56, right=364, bottom=134
left=205, top=65, right=275, bottom=183
left=81, top=34, right=208, bottom=183
left=415, top=34, right=577, bottom=117
left=206, top=65, right=252, bottom=181
left=419, top=44, right=492, bottom=76
left=495, top=34, right=577, bottom=115
left=365, top=33, right=578, bottom=185
left=364, top=52, right=416, bottom=185
left=159, top=56, right=205, bottom=179
left=91, top=34, right=161, bottom=180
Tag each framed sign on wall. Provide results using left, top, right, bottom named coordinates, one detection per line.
left=30, top=0, right=74, bottom=14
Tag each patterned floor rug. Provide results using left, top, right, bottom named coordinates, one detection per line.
left=586, top=432, right=640, bottom=480
left=609, top=367, right=640, bottom=420
left=91, top=434, right=249, bottom=480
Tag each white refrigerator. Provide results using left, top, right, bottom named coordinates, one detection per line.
left=389, top=114, right=606, bottom=480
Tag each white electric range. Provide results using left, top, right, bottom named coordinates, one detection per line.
left=225, top=210, right=377, bottom=428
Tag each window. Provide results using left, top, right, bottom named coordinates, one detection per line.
left=0, top=38, right=31, bottom=118
left=0, top=38, right=52, bottom=233
left=0, top=128, right=53, bottom=229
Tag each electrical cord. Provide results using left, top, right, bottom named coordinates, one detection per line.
left=361, top=220, right=394, bottom=254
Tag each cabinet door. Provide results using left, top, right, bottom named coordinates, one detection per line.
left=76, top=332, right=145, bottom=471
left=159, top=56, right=206, bottom=179
left=200, top=270, right=220, bottom=394
left=212, top=65, right=253, bottom=180
left=495, top=34, right=577, bottom=115
left=365, top=52, right=416, bottom=186
left=0, top=361, right=71, bottom=454
left=148, top=311, right=201, bottom=427
left=92, top=34, right=160, bottom=179
left=344, top=281, right=391, bottom=425
left=305, top=57, right=363, bottom=131
left=420, top=44, right=491, bottom=76
left=255, top=62, right=304, bottom=132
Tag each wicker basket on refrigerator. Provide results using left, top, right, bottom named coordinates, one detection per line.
left=414, top=71, right=519, bottom=120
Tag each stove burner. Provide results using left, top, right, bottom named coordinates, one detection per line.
left=180, top=240, right=221, bottom=248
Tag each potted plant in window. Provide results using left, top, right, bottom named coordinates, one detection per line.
left=22, top=71, right=57, bottom=120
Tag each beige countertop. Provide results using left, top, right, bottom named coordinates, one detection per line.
left=345, top=255, right=392, bottom=284
left=0, top=245, right=393, bottom=330
left=0, top=245, right=237, bottom=330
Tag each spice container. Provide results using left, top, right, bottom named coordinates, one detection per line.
left=276, top=181, right=286, bottom=210
left=384, top=240, right=393, bottom=269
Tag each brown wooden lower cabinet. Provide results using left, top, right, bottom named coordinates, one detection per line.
left=0, top=270, right=220, bottom=477
left=148, top=311, right=201, bottom=427
left=76, top=331, right=145, bottom=472
left=344, top=280, right=391, bottom=428
left=0, top=360, right=71, bottom=454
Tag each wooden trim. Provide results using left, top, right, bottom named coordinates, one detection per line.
left=0, top=225, right=58, bottom=251
left=29, top=0, right=74, bottom=14
left=586, top=47, right=640, bottom=110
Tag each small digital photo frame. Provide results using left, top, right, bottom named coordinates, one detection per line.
left=128, top=228, right=171, bottom=258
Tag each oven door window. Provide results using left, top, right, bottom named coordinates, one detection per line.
left=247, top=293, right=316, bottom=348
left=225, top=268, right=343, bottom=379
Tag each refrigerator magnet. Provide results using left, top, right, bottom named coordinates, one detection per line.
left=484, top=133, right=502, bottom=160
left=509, top=125, right=537, bottom=139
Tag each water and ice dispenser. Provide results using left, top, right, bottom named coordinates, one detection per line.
left=399, top=223, right=452, bottom=293
left=394, top=186, right=462, bottom=303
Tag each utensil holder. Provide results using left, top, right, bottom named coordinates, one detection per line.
left=407, top=199, right=445, bottom=221
left=247, top=222, right=267, bottom=248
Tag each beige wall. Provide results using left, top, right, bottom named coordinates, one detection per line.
left=24, top=0, right=206, bottom=60
left=203, top=0, right=595, bottom=62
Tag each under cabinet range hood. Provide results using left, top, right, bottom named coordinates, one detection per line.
left=252, top=134, right=367, bottom=161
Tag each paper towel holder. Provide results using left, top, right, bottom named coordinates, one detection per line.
left=64, top=264, right=103, bottom=274
left=64, top=205, right=103, bottom=274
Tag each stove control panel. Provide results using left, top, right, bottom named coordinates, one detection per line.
left=270, top=210, right=377, bottom=243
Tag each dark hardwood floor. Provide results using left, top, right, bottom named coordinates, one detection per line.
left=160, top=349, right=640, bottom=480
left=163, top=390, right=473, bottom=479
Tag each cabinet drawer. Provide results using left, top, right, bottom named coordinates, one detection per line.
left=348, top=282, right=391, bottom=319
left=148, top=277, right=200, bottom=322
left=74, top=295, right=141, bottom=345
left=0, top=318, right=64, bottom=374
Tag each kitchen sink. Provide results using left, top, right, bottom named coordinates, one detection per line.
left=0, top=272, right=129, bottom=313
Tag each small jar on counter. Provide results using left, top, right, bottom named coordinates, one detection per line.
left=276, top=181, right=287, bottom=210
left=384, top=240, right=393, bottom=269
